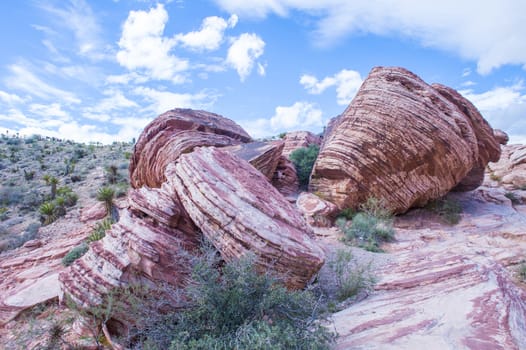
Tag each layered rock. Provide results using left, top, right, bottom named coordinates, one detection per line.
left=433, top=84, right=501, bottom=191
left=282, top=131, right=322, bottom=158
left=272, top=155, right=300, bottom=197
left=310, top=66, right=501, bottom=213
left=225, top=141, right=284, bottom=180
left=129, top=109, right=251, bottom=188
left=169, top=147, right=325, bottom=289
left=486, top=144, right=526, bottom=189
left=296, top=192, right=338, bottom=227
left=332, top=188, right=526, bottom=349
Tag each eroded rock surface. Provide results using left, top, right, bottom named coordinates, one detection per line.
left=333, top=188, right=526, bottom=349
left=272, top=155, right=300, bottom=197
left=296, top=192, right=338, bottom=227
left=310, top=66, right=501, bottom=213
left=129, top=108, right=251, bottom=188
left=282, top=131, right=321, bottom=158
left=169, top=147, right=325, bottom=289
left=486, top=144, right=526, bottom=189
left=225, top=141, right=284, bottom=180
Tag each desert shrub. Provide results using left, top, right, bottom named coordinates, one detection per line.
left=425, top=197, right=462, bottom=224
left=62, top=243, right=88, bottom=266
left=97, top=186, right=115, bottom=218
left=2, top=222, right=41, bottom=252
left=505, top=191, right=521, bottom=205
left=57, top=186, right=78, bottom=207
left=338, top=198, right=394, bottom=252
left=327, top=249, right=375, bottom=302
left=87, top=218, right=113, bottom=243
left=123, top=244, right=334, bottom=349
left=337, top=208, right=355, bottom=221
left=289, top=144, right=319, bottom=188
left=0, top=186, right=23, bottom=206
left=0, top=207, right=8, bottom=221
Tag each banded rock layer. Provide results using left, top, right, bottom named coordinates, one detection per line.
left=129, top=108, right=251, bottom=188
left=310, top=66, right=501, bottom=213
left=169, top=147, right=325, bottom=289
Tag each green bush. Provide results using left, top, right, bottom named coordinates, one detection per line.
left=328, top=249, right=375, bottom=302
left=125, top=245, right=334, bottom=349
left=289, top=144, right=319, bottom=188
left=337, top=198, right=394, bottom=252
left=505, top=191, right=520, bottom=205
left=87, top=218, right=113, bottom=243
left=425, top=197, right=462, bottom=224
left=62, top=243, right=88, bottom=266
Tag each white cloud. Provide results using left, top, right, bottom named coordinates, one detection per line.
left=0, top=90, right=25, bottom=104
left=460, top=83, right=526, bottom=144
left=175, top=15, right=238, bottom=51
left=300, top=69, right=363, bottom=105
left=5, top=64, right=81, bottom=104
left=226, top=33, right=265, bottom=81
left=270, top=101, right=323, bottom=129
left=29, top=103, right=69, bottom=120
left=117, top=4, right=188, bottom=83
left=38, top=0, right=108, bottom=60
left=239, top=101, right=323, bottom=138
left=134, top=86, right=217, bottom=114
left=214, top=0, right=526, bottom=74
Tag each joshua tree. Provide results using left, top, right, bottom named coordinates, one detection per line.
left=49, top=176, right=59, bottom=200
left=97, top=186, right=115, bottom=219
left=105, top=164, right=119, bottom=184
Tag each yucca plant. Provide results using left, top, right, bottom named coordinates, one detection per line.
left=97, top=186, right=115, bottom=218
left=39, top=201, right=57, bottom=225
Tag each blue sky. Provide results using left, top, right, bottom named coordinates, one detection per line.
left=0, top=0, right=525, bottom=144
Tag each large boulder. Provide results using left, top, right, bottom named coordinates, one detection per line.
left=129, top=108, right=251, bottom=188
left=282, top=131, right=322, bottom=158
left=310, top=66, right=501, bottom=213
left=169, top=147, right=325, bottom=289
left=486, top=144, right=526, bottom=189
left=225, top=141, right=284, bottom=180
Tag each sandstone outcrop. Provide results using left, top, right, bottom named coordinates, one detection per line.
left=169, top=147, right=325, bottom=289
left=129, top=108, right=251, bottom=188
left=332, top=188, right=526, bottom=349
left=225, top=141, right=284, bottom=180
left=272, top=155, right=300, bottom=197
left=486, top=144, right=526, bottom=189
left=494, top=129, right=509, bottom=145
left=282, top=131, right=321, bottom=158
left=310, top=66, right=501, bottom=213
left=60, top=109, right=323, bottom=313
left=296, top=192, right=338, bottom=227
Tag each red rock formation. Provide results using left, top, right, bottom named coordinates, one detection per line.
left=129, top=109, right=251, bottom=188
left=169, top=147, right=325, bottom=289
left=296, top=192, right=338, bottom=227
left=494, top=129, right=509, bottom=145
left=310, top=66, right=501, bottom=213
left=225, top=141, right=284, bottom=180
left=332, top=188, right=526, bottom=349
left=272, top=155, right=300, bottom=197
left=486, top=144, right=526, bottom=189
left=433, top=84, right=501, bottom=192
left=282, top=131, right=321, bottom=158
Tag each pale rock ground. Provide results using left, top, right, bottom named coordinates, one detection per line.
left=0, top=167, right=525, bottom=349
left=331, top=186, right=526, bottom=349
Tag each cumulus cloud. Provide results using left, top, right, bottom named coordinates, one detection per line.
left=117, top=4, right=188, bottom=82
left=175, top=15, right=238, bottom=51
left=300, top=69, right=363, bottom=105
left=134, top=86, right=218, bottom=114
left=214, top=0, right=526, bottom=74
left=226, top=33, right=265, bottom=81
left=241, top=101, right=323, bottom=138
left=461, top=83, right=526, bottom=143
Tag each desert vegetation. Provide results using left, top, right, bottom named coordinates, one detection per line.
left=289, top=144, right=320, bottom=188
left=0, top=133, right=132, bottom=253
left=336, top=197, right=395, bottom=252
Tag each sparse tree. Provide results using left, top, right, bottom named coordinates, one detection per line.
left=97, top=186, right=115, bottom=219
